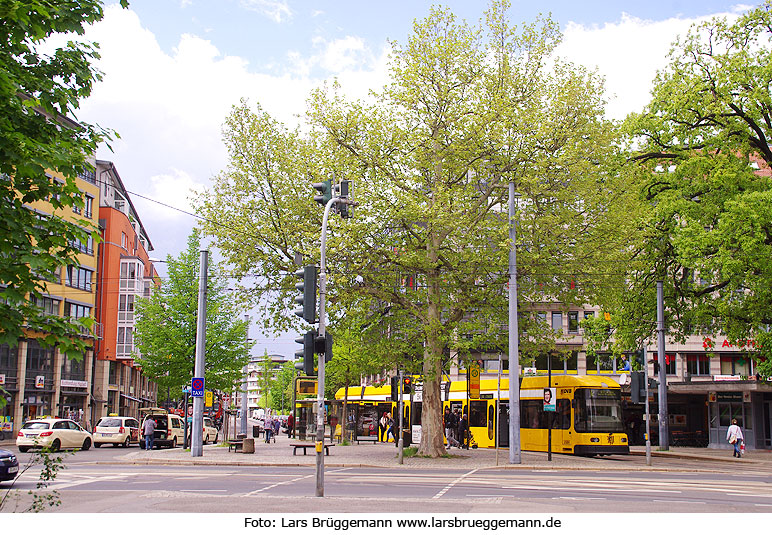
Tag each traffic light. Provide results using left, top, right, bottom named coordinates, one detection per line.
left=633, top=347, right=645, bottom=370
left=295, top=330, right=315, bottom=375
left=312, top=180, right=332, bottom=207
left=337, top=180, right=351, bottom=218
left=402, top=376, right=412, bottom=394
left=391, top=376, right=399, bottom=401
left=631, top=371, right=644, bottom=403
left=314, top=332, right=333, bottom=363
left=293, top=265, right=317, bottom=324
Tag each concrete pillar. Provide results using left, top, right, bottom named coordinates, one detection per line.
left=52, top=346, right=64, bottom=417
left=13, top=340, right=28, bottom=432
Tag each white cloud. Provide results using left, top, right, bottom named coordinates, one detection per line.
left=239, top=0, right=292, bottom=23
left=555, top=11, right=739, bottom=120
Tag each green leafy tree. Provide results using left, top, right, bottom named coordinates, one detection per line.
left=133, top=231, right=250, bottom=398
left=196, top=1, right=631, bottom=456
left=0, top=0, right=129, bottom=360
left=267, top=360, right=296, bottom=414
left=620, top=2, right=772, bottom=376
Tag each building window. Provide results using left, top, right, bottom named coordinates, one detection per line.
left=61, top=354, right=85, bottom=380
left=66, top=266, right=93, bottom=291
left=69, top=234, right=94, bottom=255
left=686, top=353, right=710, bottom=376
left=586, top=352, right=614, bottom=374
left=665, top=353, right=676, bottom=375
left=84, top=195, right=93, bottom=218
left=719, top=354, right=753, bottom=376
left=551, top=312, right=563, bottom=333
left=568, top=311, right=579, bottom=333
left=118, top=294, right=135, bottom=321
left=117, top=327, right=133, bottom=358
left=26, top=340, right=53, bottom=371
left=121, top=232, right=127, bottom=249
left=30, top=295, right=60, bottom=316
left=0, top=343, right=17, bottom=373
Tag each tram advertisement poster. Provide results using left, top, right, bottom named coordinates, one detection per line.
left=543, top=388, right=556, bottom=412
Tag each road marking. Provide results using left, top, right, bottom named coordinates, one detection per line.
left=433, top=469, right=478, bottom=499
left=241, top=467, right=351, bottom=496
left=653, top=500, right=706, bottom=504
left=502, top=485, right=680, bottom=494
left=754, top=504, right=772, bottom=507
left=556, top=497, right=605, bottom=501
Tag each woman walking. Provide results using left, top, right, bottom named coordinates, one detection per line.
left=727, top=419, right=744, bottom=458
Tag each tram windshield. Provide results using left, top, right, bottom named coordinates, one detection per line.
left=574, top=388, right=625, bottom=433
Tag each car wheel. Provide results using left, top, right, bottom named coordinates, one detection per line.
left=212, top=433, right=217, bottom=444
left=81, top=438, right=91, bottom=451
left=172, top=436, right=178, bottom=449
left=94, top=442, right=102, bottom=448
left=50, top=439, right=61, bottom=452
left=19, top=446, right=30, bottom=453
left=123, top=437, right=130, bottom=448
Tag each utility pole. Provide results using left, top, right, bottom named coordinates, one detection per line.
left=508, top=181, right=522, bottom=464
left=191, top=249, right=208, bottom=457
left=657, top=281, right=669, bottom=450
left=241, top=314, right=249, bottom=437
left=644, top=346, right=652, bottom=466
left=398, top=370, right=404, bottom=464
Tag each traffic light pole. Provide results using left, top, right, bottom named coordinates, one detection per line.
left=315, top=196, right=340, bottom=498
left=191, top=249, right=208, bottom=458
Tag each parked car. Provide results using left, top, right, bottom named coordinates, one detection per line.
left=185, top=417, right=219, bottom=446
left=0, top=448, right=19, bottom=482
left=16, top=418, right=92, bottom=452
left=93, top=416, right=141, bottom=448
left=138, top=408, right=184, bottom=449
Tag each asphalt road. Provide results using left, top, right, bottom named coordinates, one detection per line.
left=3, top=453, right=771, bottom=514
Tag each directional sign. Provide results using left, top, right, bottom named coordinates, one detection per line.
left=191, top=377, right=205, bottom=397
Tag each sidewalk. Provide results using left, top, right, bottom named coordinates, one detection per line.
left=4, top=433, right=770, bottom=471
left=105, top=433, right=772, bottom=471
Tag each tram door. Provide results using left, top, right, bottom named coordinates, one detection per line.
left=498, top=402, right=509, bottom=448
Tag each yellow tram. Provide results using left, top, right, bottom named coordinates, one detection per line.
left=317, top=375, right=629, bottom=456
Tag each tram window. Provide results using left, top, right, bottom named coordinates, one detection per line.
left=521, top=400, right=542, bottom=428
left=557, top=399, right=571, bottom=430
left=412, top=402, right=422, bottom=425
left=469, top=401, right=487, bottom=427
left=573, top=389, right=625, bottom=432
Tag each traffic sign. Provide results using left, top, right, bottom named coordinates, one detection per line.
left=205, top=391, right=213, bottom=407
left=191, top=377, right=205, bottom=397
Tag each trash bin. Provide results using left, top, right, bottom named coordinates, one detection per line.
left=253, top=425, right=261, bottom=438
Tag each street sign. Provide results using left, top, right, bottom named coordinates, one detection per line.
left=205, top=391, right=213, bottom=407
left=469, top=362, right=480, bottom=399
left=191, top=377, right=205, bottom=397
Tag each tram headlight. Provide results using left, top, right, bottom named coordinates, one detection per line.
left=621, top=437, right=627, bottom=443
left=590, top=437, right=600, bottom=442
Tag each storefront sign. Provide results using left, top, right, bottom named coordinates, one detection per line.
left=717, top=392, right=743, bottom=402
left=714, top=375, right=742, bottom=381
left=60, top=379, right=88, bottom=388
left=35, top=375, right=45, bottom=388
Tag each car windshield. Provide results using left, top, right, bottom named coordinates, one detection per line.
left=21, top=422, right=50, bottom=430
left=97, top=418, right=123, bottom=427
left=574, top=388, right=626, bottom=433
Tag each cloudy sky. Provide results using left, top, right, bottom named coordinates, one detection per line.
left=70, top=0, right=750, bottom=356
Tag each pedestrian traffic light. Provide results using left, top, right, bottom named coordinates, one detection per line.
left=293, top=265, right=317, bottom=324
left=312, top=180, right=332, bottom=207
left=314, top=332, right=333, bottom=363
left=295, top=330, right=315, bottom=375
left=391, top=376, right=399, bottom=401
left=630, top=371, right=644, bottom=403
left=402, top=376, right=412, bottom=394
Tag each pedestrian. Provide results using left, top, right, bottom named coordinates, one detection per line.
left=387, top=414, right=397, bottom=443
left=142, top=416, right=156, bottom=451
left=264, top=413, right=274, bottom=443
left=274, top=416, right=281, bottom=439
left=452, top=408, right=461, bottom=445
left=287, top=413, right=294, bottom=438
left=379, top=411, right=389, bottom=442
left=444, top=407, right=459, bottom=448
left=457, top=412, right=469, bottom=450
left=727, top=418, right=744, bottom=458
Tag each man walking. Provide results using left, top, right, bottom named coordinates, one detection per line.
left=143, top=417, right=156, bottom=451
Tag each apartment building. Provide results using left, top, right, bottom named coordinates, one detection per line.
left=0, top=160, right=101, bottom=439
left=91, top=160, right=159, bottom=423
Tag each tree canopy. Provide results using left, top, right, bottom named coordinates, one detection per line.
left=195, top=0, right=632, bottom=456
left=618, top=2, right=772, bottom=376
left=0, top=0, right=127, bottom=354
left=133, top=231, right=250, bottom=397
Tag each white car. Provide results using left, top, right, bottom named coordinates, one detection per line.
left=17, top=418, right=92, bottom=452
left=185, top=417, right=219, bottom=446
left=93, top=416, right=141, bottom=448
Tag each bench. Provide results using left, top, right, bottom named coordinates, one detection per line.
left=228, top=440, right=243, bottom=452
left=291, top=442, right=334, bottom=456
left=355, top=435, right=378, bottom=444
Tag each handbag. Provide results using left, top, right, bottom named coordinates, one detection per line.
left=729, top=434, right=737, bottom=444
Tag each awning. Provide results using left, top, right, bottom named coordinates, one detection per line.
left=120, top=393, right=142, bottom=403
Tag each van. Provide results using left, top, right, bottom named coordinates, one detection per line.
left=138, top=408, right=184, bottom=449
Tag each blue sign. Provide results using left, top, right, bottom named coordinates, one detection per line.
left=191, top=377, right=205, bottom=397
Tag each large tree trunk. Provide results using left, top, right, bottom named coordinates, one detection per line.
left=417, top=233, right=447, bottom=457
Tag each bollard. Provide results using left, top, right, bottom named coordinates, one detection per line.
left=242, top=437, right=255, bottom=454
